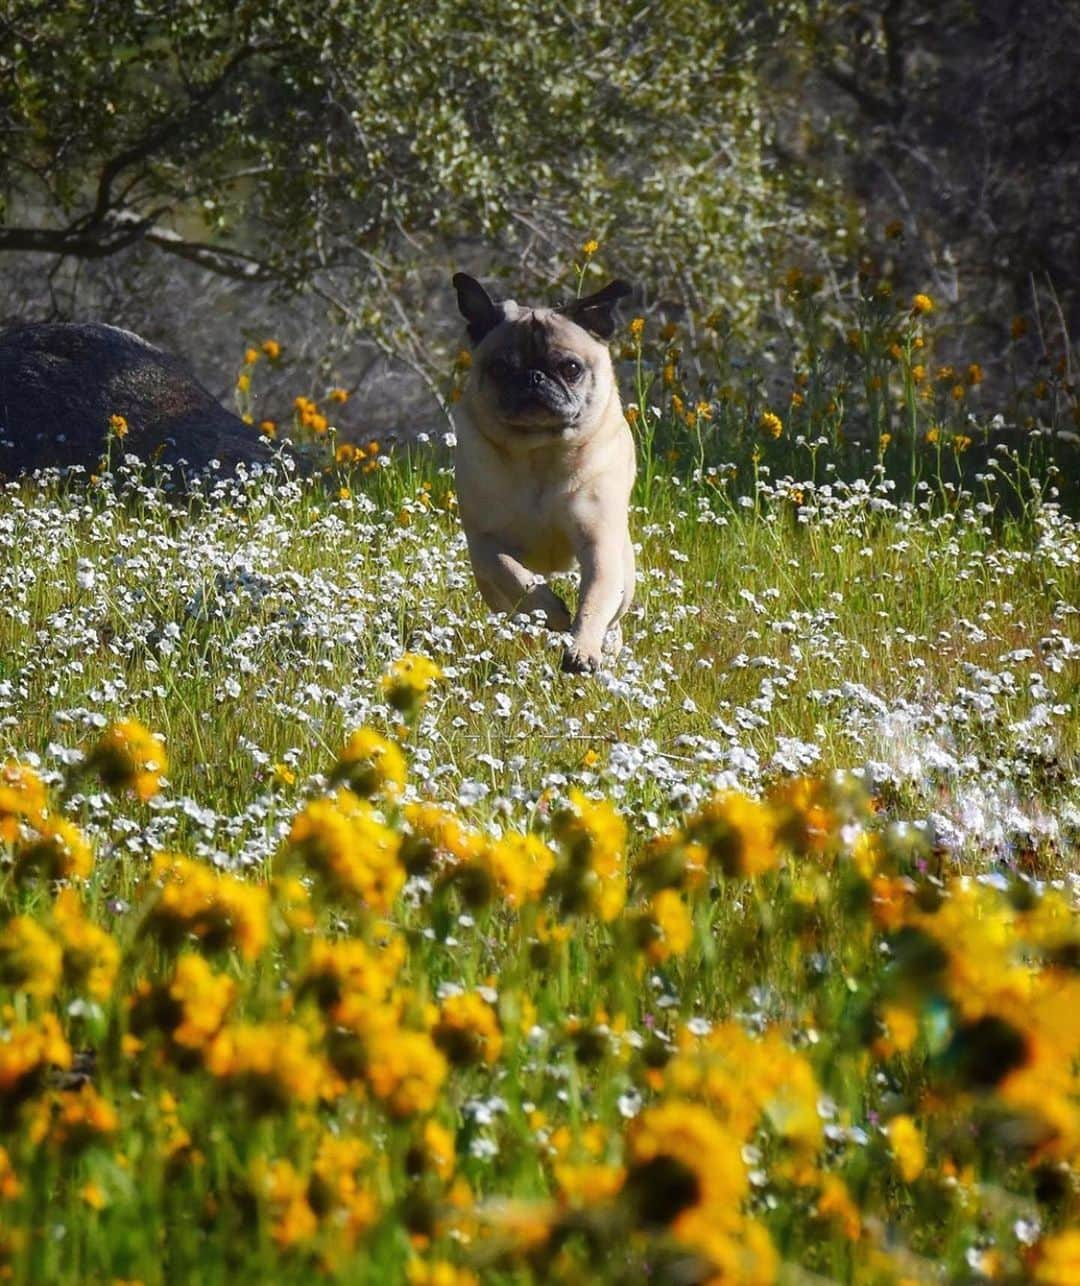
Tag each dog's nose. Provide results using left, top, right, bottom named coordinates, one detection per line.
left=527, top=369, right=544, bottom=388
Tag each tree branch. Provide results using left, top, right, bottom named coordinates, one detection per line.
left=0, top=220, right=151, bottom=259
left=0, top=214, right=279, bottom=282
left=89, top=41, right=270, bottom=227
left=139, top=223, right=279, bottom=282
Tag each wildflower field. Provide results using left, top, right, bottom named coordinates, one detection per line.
left=1, top=285, right=1079, bottom=1284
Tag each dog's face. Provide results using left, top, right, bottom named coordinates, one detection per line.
left=453, top=275, right=631, bottom=446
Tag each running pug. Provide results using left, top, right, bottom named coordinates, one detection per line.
left=452, top=273, right=636, bottom=673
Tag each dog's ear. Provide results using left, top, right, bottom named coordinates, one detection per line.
left=453, top=273, right=503, bottom=345
left=560, top=280, right=633, bottom=340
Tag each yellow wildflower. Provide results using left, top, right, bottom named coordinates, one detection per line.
left=625, top=1101, right=765, bottom=1273
left=0, top=1146, right=20, bottom=1201
left=145, top=852, right=269, bottom=960
left=50, top=1084, right=118, bottom=1151
left=433, top=991, right=503, bottom=1067
left=639, top=890, right=694, bottom=963
left=548, top=789, right=627, bottom=920
left=15, top=817, right=93, bottom=882
left=816, top=1174, right=861, bottom=1239
left=253, top=1158, right=318, bottom=1249
left=284, top=791, right=403, bottom=911
left=407, top=1261, right=479, bottom=1286
left=0, top=1014, right=71, bottom=1099
left=299, top=935, right=405, bottom=1013
left=553, top=1161, right=626, bottom=1207
left=481, top=832, right=556, bottom=908
left=381, top=653, right=443, bottom=718
left=911, top=293, right=934, bottom=314
left=129, top=953, right=235, bottom=1055
left=682, top=790, right=778, bottom=877
left=767, top=775, right=837, bottom=857
left=1030, top=1230, right=1080, bottom=1284
left=87, top=719, right=168, bottom=802
left=54, top=889, right=119, bottom=1001
left=887, top=1114, right=926, bottom=1183
left=206, top=1022, right=327, bottom=1111
left=363, top=1024, right=447, bottom=1117
left=759, top=410, right=783, bottom=439
left=80, top=1181, right=107, bottom=1210
left=0, top=916, right=62, bottom=999
left=407, top=1118, right=456, bottom=1183
left=167, top=954, right=236, bottom=1051
left=271, top=874, right=316, bottom=933
left=666, top=1022, right=823, bottom=1157
left=401, top=802, right=485, bottom=875
left=332, top=727, right=407, bottom=799
left=0, top=760, right=48, bottom=841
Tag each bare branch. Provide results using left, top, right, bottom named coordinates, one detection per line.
left=0, top=213, right=278, bottom=283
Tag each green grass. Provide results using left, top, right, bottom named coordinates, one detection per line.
left=4, top=454, right=1075, bottom=849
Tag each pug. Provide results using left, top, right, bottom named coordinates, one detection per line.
left=452, top=273, right=636, bottom=673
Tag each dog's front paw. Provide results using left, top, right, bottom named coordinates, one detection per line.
left=560, top=643, right=602, bottom=675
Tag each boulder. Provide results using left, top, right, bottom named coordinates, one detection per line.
left=0, top=321, right=274, bottom=480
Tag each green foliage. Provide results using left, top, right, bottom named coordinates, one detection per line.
left=0, top=0, right=843, bottom=317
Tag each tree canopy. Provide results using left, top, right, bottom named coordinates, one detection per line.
left=1, top=2, right=823, bottom=305
left=2, top=0, right=1077, bottom=393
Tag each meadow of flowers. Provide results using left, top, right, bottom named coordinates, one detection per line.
left=0, top=275, right=1078, bottom=1283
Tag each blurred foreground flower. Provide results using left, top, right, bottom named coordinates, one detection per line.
left=14, top=817, right=93, bottom=883
left=381, top=652, right=443, bottom=721
left=0, top=761, right=48, bottom=840
left=144, top=852, right=269, bottom=960
left=331, top=727, right=407, bottom=799
left=87, top=719, right=168, bottom=801
left=283, top=791, right=403, bottom=911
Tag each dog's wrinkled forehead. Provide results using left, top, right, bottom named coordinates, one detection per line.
left=488, top=307, right=591, bottom=361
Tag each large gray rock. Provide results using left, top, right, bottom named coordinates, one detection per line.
left=0, top=322, right=273, bottom=480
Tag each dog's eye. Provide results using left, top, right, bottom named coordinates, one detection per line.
left=560, top=358, right=583, bottom=382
